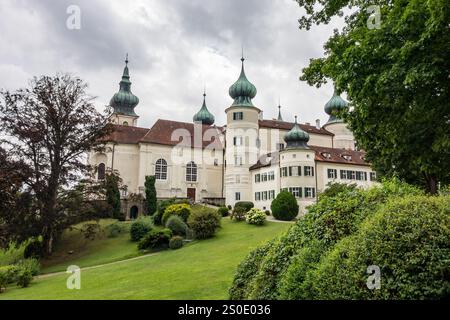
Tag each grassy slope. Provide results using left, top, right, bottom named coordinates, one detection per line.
left=40, top=219, right=139, bottom=274
left=1, top=219, right=289, bottom=300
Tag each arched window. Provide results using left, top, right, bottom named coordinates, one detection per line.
left=155, top=158, right=167, bottom=180
left=186, top=161, right=197, bottom=182
left=97, top=163, right=106, bottom=180
left=123, top=121, right=129, bottom=126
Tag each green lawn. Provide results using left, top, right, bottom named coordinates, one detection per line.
left=1, top=219, right=290, bottom=300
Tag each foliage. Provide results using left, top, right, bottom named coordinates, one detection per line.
left=0, top=74, right=112, bottom=254
left=297, top=0, right=450, bottom=193
left=308, top=195, right=450, bottom=299
left=15, top=268, right=33, bottom=288
left=169, top=236, right=184, bottom=250
left=105, top=222, right=127, bottom=238
left=229, top=240, right=274, bottom=300
left=15, top=258, right=40, bottom=277
left=270, top=191, right=299, bottom=221
left=138, top=229, right=172, bottom=251
left=145, top=176, right=157, bottom=216
left=264, top=210, right=270, bottom=216
left=23, top=237, right=44, bottom=259
left=187, top=207, right=221, bottom=239
left=162, top=203, right=192, bottom=226
left=130, top=217, right=153, bottom=242
left=0, top=265, right=17, bottom=290
left=319, top=182, right=357, bottom=200
left=229, top=179, right=428, bottom=299
left=0, top=241, right=29, bottom=266
left=155, top=198, right=189, bottom=225
left=245, top=208, right=266, bottom=226
left=105, top=173, right=121, bottom=220
left=230, top=206, right=247, bottom=222
left=234, top=202, right=254, bottom=212
left=218, top=207, right=229, bottom=217
left=165, top=215, right=189, bottom=237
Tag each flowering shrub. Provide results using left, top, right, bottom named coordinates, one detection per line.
left=245, top=208, right=266, bottom=226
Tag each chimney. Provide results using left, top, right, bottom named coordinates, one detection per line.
left=315, top=119, right=320, bottom=129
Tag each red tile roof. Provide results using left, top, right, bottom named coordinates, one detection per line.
left=102, top=124, right=150, bottom=144
left=309, top=145, right=370, bottom=166
left=140, top=119, right=224, bottom=149
left=249, top=146, right=369, bottom=171
left=258, top=119, right=334, bottom=136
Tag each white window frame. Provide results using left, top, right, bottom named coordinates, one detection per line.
left=155, top=159, right=168, bottom=180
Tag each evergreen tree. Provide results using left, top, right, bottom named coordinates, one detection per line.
left=145, top=175, right=157, bottom=216
left=106, top=173, right=121, bottom=219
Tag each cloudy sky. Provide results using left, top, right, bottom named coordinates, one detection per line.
left=0, top=0, right=345, bottom=128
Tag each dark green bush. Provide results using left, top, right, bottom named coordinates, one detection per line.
left=162, top=203, right=192, bottom=225
left=106, top=222, right=127, bottom=238
left=16, top=268, right=32, bottom=288
left=188, top=207, right=221, bottom=239
left=264, top=210, right=271, bottom=216
left=235, top=201, right=254, bottom=212
left=16, top=258, right=40, bottom=277
left=155, top=198, right=176, bottom=225
left=308, top=195, right=450, bottom=299
left=227, top=205, right=232, bottom=210
left=270, top=191, right=298, bottom=221
left=218, top=207, right=229, bottom=217
left=169, top=236, right=184, bottom=250
left=165, top=215, right=188, bottom=237
left=23, top=238, right=43, bottom=259
left=0, top=265, right=17, bottom=290
left=130, top=217, right=153, bottom=242
left=138, top=229, right=172, bottom=250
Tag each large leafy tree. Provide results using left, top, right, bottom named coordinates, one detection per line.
left=0, top=74, right=111, bottom=254
left=297, top=0, right=450, bottom=193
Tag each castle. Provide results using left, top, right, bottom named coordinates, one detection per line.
left=88, top=56, right=376, bottom=219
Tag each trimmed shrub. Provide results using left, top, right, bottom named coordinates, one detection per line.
left=145, top=176, right=157, bottom=215
left=188, top=207, right=221, bottom=239
left=245, top=208, right=266, bottom=225
left=264, top=210, right=271, bottom=216
left=230, top=206, right=247, bottom=221
left=169, top=236, right=184, bottom=250
left=162, top=203, right=192, bottom=226
left=308, top=195, right=450, bottom=299
left=227, top=205, right=232, bottom=210
left=235, top=201, right=254, bottom=212
left=270, top=191, right=298, bottom=221
left=218, top=207, right=229, bottom=217
left=130, top=217, right=153, bottom=242
left=165, top=215, right=188, bottom=237
left=138, top=229, right=172, bottom=250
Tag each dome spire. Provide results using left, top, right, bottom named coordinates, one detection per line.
left=324, top=85, right=348, bottom=124
left=277, top=98, right=283, bottom=121
left=110, top=55, right=139, bottom=116
left=193, top=90, right=215, bottom=125
left=229, top=52, right=257, bottom=107
left=283, top=115, right=310, bottom=149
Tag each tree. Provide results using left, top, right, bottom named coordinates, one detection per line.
left=0, top=74, right=111, bottom=254
left=297, top=0, right=450, bottom=193
left=105, top=173, right=122, bottom=220
left=145, top=175, right=157, bottom=216
left=270, top=191, right=299, bottom=221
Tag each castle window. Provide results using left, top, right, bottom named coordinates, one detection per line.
left=255, top=192, right=261, bottom=201
left=327, top=168, right=337, bottom=179
left=268, top=171, right=275, bottom=180
left=304, top=187, right=316, bottom=198
left=234, top=155, right=243, bottom=166
left=186, top=161, right=198, bottom=182
left=155, top=158, right=168, bottom=180
left=123, top=121, right=129, bottom=126
left=269, top=190, right=275, bottom=199
left=97, top=163, right=106, bottom=180
left=233, top=112, right=243, bottom=120
left=255, top=174, right=261, bottom=183
left=235, top=192, right=241, bottom=201
left=321, top=152, right=332, bottom=159
left=370, top=172, right=377, bottom=181
left=233, top=136, right=243, bottom=146
left=288, top=187, right=302, bottom=198
left=342, top=154, right=352, bottom=161
left=276, top=143, right=285, bottom=151
left=304, top=166, right=314, bottom=176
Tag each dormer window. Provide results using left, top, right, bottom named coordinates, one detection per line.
left=342, top=154, right=352, bottom=161
left=321, top=152, right=332, bottom=159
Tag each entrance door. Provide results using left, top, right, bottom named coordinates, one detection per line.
left=187, top=188, right=196, bottom=202
left=130, top=206, right=138, bottom=220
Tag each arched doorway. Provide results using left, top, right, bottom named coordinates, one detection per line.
left=130, top=206, right=138, bottom=220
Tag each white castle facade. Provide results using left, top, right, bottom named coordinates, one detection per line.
left=88, top=57, right=377, bottom=219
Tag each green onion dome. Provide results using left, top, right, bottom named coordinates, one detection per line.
left=324, top=87, right=348, bottom=124
left=193, top=92, right=215, bottom=125
left=284, top=116, right=310, bottom=149
left=110, top=56, right=139, bottom=116
left=229, top=57, right=257, bottom=107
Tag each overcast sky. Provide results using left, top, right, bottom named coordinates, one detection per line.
left=0, top=0, right=345, bottom=128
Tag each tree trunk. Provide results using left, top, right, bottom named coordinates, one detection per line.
left=425, top=176, right=438, bottom=195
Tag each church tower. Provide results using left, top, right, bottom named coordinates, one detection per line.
left=109, top=55, right=140, bottom=127
left=224, top=55, right=261, bottom=206
left=322, top=87, right=355, bottom=150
